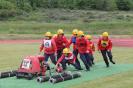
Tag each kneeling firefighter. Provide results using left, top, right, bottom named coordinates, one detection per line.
left=56, top=48, right=82, bottom=70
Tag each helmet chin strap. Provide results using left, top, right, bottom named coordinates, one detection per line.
left=64, top=53, right=69, bottom=56
left=45, top=36, right=51, bottom=40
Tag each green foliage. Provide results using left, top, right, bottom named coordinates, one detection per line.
left=0, top=9, right=20, bottom=20
left=21, top=3, right=32, bottom=12
left=116, top=0, right=131, bottom=10
left=0, top=0, right=16, bottom=10
left=93, top=0, right=117, bottom=11
left=1, top=0, right=133, bottom=11
left=0, top=0, right=133, bottom=19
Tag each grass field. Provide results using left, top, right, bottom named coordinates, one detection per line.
left=0, top=20, right=133, bottom=40
left=0, top=9, right=133, bottom=40
left=0, top=9, right=133, bottom=38
left=0, top=21, right=133, bottom=34
left=0, top=43, right=133, bottom=88
left=71, top=71, right=133, bottom=88
left=0, top=43, right=133, bottom=70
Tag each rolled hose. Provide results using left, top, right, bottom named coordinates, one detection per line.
left=49, top=72, right=81, bottom=84
left=0, top=70, right=17, bottom=78
left=37, top=72, right=68, bottom=83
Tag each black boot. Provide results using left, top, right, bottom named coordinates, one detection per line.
left=104, top=59, right=110, bottom=68
left=86, top=68, right=90, bottom=71
left=78, top=68, right=83, bottom=70
left=106, top=64, right=110, bottom=68
left=110, top=60, right=116, bottom=64
left=76, top=68, right=83, bottom=70
left=86, top=65, right=90, bottom=71
left=92, top=60, right=95, bottom=65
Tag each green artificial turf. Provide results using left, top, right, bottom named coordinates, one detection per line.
left=0, top=63, right=133, bottom=88
left=0, top=44, right=133, bottom=88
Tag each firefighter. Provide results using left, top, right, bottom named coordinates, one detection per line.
left=53, top=29, right=69, bottom=60
left=56, top=48, right=82, bottom=70
left=86, top=35, right=95, bottom=65
left=40, top=32, right=57, bottom=65
left=67, top=29, right=82, bottom=70
left=98, top=32, right=115, bottom=67
left=76, top=31, right=92, bottom=71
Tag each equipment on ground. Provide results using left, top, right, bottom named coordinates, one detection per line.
left=16, top=55, right=47, bottom=80
left=37, top=72, right=68, bottom=83
left=0, top=70, right=16, bottom=78
left=49, top=72, right=81, bottom=84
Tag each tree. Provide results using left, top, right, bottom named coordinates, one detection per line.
left=116, top=0, right=131, bottom=10
left=104, top=0, right=117, bottom=11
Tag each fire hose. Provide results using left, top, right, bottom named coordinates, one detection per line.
left=37, top=72, right=68, bottom=83
left=0, top=70, right=16, bottom=78
left=49, top=72, right=81, bottom=84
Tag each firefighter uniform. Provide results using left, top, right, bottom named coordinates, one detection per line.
left=68, top=29, right=82, bottom=69
left=98, top=32, right=115, bottom=67
left=53, top=29, right=69, bottom=61
left=40, top=32, right=57, bottom=65
left=86, top=35, right=95, bottom=65
left=56, top=48, right=82, bottom=70
left=76, top=31, right=92, bottom=71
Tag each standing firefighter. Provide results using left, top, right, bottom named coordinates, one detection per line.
left=56, top=48, right=82, bottom=70
left=86, top=35, right=95, bottom=65
left=40, top=32, right=57, bottom=65
left=76, top=31, right=92, bottom=71
left=68, top=29, right=82, bottom=70
left=53, top=29, right=69, bottom=60
left=98, top=32, right=115, bottom=67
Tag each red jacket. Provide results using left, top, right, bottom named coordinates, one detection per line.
left=53, top=35, right=69, bottom=50
left=68, top=36, right=77, bottom=50
left=40, top=39, right=57, bottom=54
left=87, top=41, right=95, bottom=54
left=98, top=37, right=112, bottom=50
left=56, top=52, right=76, bottom=65
left=76, top=37, right=88, bottom=53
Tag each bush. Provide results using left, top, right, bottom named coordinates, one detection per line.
left=76, top=0, right=86, bottom=9
left=0, top=0, right=16, bottom=10
left=22, top=3, right=32, bottom=12
left=116, top=0, right=131, bottom=11
left=1, top=0, right=133, bottom=14
left=105, top=0, right=117, bottom=11
left=0, top=9, right=20, bottom=19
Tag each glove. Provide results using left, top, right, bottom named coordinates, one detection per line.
left=56, top=64, right=63, bottom=73
left=107, top=50, right=111, bottom=52
left=87, top=50, right=89, bottom=53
